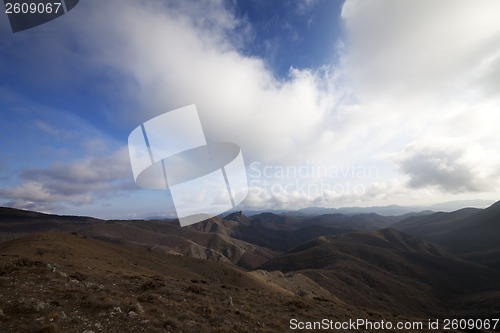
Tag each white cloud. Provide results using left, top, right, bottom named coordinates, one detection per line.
left=339, top=0, right=500, bottom=151
left=68, top=0, right=342, bottom=165
left=342, top=0, right=500, bottom=102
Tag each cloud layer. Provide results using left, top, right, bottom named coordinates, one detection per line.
left=0, top=148, right=133, bottom=211
left=398, top=140, right=500, bottom=193
left=2, top=0, right=500, bottom=216
left=70, top=0, right=343, bottom=164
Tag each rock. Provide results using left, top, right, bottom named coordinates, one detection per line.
left=35, top=301, right=46, bottom=311
left=136, top=303, right=144, bottom=314
left=223, top=296, right=233, bottom=306
left=272, top=271, right=284, bottom=278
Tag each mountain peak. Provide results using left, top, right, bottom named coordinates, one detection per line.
left=223, top=211, right=250, bottom=224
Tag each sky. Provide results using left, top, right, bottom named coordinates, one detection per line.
left=1, top=0, right=500, bottom=219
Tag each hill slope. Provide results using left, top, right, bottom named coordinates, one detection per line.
left=260, top=228, right=500, bottom=317
left=0, top=232, right=430, bottom=333
left=77, top=219, right=277, bottom=269
left=394, top=201, right=500, bottom=269
left=0, top=207, right=100, bottom=241
left=0, top=207, right=398, bottom=269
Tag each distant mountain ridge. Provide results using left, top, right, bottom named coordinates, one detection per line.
left=289, top=199, right=494, bottom=216
left=0, top=207, right=397, bottom=267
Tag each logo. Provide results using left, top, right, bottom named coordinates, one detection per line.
left=128, top=105, right=248, bottom=226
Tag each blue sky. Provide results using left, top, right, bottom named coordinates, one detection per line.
left=1, top=0, right=500, bottom=218
left=232, top=0, right=344, bottom=77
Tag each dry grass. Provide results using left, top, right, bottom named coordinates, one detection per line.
left=0, top=232, right=467, bottom=333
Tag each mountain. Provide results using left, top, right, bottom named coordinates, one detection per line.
left=0, top=207, right=101, bottom=241
left=260, top=228, right=500, bottom=317
left=392, top=208, right=481, bottom=241
left=0, top=208, right=274, bottom=269
left=286, top=199, right=494, bottom=216
left=1, top=232, right=377, bottom=333
left=1, top=204, right=500, bottom=328
left=69, top=211, right=397, bottom=267
left=73, top=218, right=278, bottom=270
left=428, top=199, right=496, bottom=211
left=296, top=205, right=426, bottom=216
left=393, top=201, right=500, bottom=270
left=225, top=211, right=396, bottom=252
left=0, top=207, right=397, bottom=265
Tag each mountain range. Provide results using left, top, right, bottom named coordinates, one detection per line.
left=241, top=199, right=495, bottom=216
left=0, top=201, right=499, bottom=332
